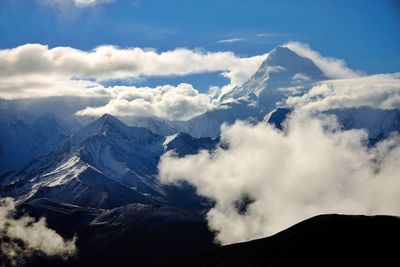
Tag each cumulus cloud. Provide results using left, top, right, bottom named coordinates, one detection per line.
left=159, top=110, right=400, bottom=244
left=0, top=44, right=262, bottom=83
left=0, top=198, right=76, bottom=266
left=0, top=81, right=217, bottom=121
left=158, top=73, right=400, bottom=243
left=286, top=73, right=400, bottom=111
left=0, top=77, right=215, bottom=121
left=0, top=44, right=266, bottom=120
left=76, top=83, right=215, bottom=120
left=284, top=41, right=362, bottom=79
left=0, top=42, right=367, bottom=121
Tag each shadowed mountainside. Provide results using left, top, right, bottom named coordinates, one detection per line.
left=172, top=214, right=400, bottom=267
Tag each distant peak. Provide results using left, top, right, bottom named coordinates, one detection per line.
left=219, top=45, right=326, bottom=104
left=267, top=46, right=298, bottom=58
left=256, top=45, right=326, bottom=79
left=76, top=113, right=129, bottom=138
left=100, top=113, right=116, bottom=120
left=98, top=113, right=125, bottom=126
left=271, top=46, right=293, bottom=53
left=263, top=46, right=305, bottom=65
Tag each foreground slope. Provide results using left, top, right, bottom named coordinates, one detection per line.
left=18, top=198, right=216, bottom=267
left=173, top=214, right=400, bottom=267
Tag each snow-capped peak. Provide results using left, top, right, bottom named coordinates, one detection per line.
left=220, top=46, right=327, bottom=109
left=259, top=46, right=326, bottom=79
left=78, top=113, right=129, bottom=137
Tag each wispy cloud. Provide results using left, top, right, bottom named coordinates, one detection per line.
left=286, top=74, right=400, bottom=111
left=217, top=32, right=283, bottom=45
left=36, top=0, right=116, bottom=19
left=255, top=33, right=274, bottom=37
left=73, top=0, right=115, bottom=7
left=0, top=198, right=76, bottom=266
left=284, top=41, right=362, bottom=79
left=39, top=0, right=115, bottom=8
left=217, top=38, right=245, bottom=44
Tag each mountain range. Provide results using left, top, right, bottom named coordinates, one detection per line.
left=1, top=45, right=399, bottom=267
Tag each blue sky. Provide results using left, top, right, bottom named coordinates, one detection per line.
left=0, top=0, right=399, bottom=90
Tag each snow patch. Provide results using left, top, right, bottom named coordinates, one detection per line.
left=163, top=133, right=179, bottom=148
left=44, top=156, right=87, bottom=187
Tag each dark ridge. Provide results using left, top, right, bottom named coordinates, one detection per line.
left=172, top=214, right=400, bottom=267
left=17, top=199, right=217, bottom=267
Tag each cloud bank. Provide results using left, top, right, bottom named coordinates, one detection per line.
left=159, top=111, right=400, bottom=244
left=0, top=44, right=267, bottom=120
left=0, top=81, right=215, bottom=121
left=286, top=73, right=400, bottom=111
left=76, top=83, right=215, bottom=120
left=0, top=44, right=263, bottom=83
left=0, top=198, right=76, bottom=266
left=0, top=42, right=369, bottom=121
left=158, top=73, right=400, bottom=244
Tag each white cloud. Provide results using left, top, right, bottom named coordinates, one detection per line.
left=158, top=73, right=400, bottom=243
left=286, top=73, right=400, bottom=111
left=0, top=42, right=370, bottom=121
left=73, top=0, right=114, bottom=7
left=255, top=33, right=274, bottom=37
left=0, top=44, right=266, bottom=120
left=0, top=74, right=216, bottom=121
left=159, top=110, right=400, bottom=244
left=0, top=44, right=261, bottom=83
left=284, top=41, right=362, bottom=79
left=221, top=53, right=267, bottom=87
left=219, top=53, right=268, bottom=97
left=0, top=75, right=104, bottom=100
left=0, top=79, right=216, bottom=121
left=39, top=0, right=114, bottom=8
left=292, top=73, right=311, bottom=82
left=76, top=83, right=215, bottom=120
left=217, top=38, right=245, bottom=44
left=0, top=198, right=76, bottom=266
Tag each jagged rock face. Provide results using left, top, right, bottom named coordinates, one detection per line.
left=0, top=114, right=219, bottom=210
